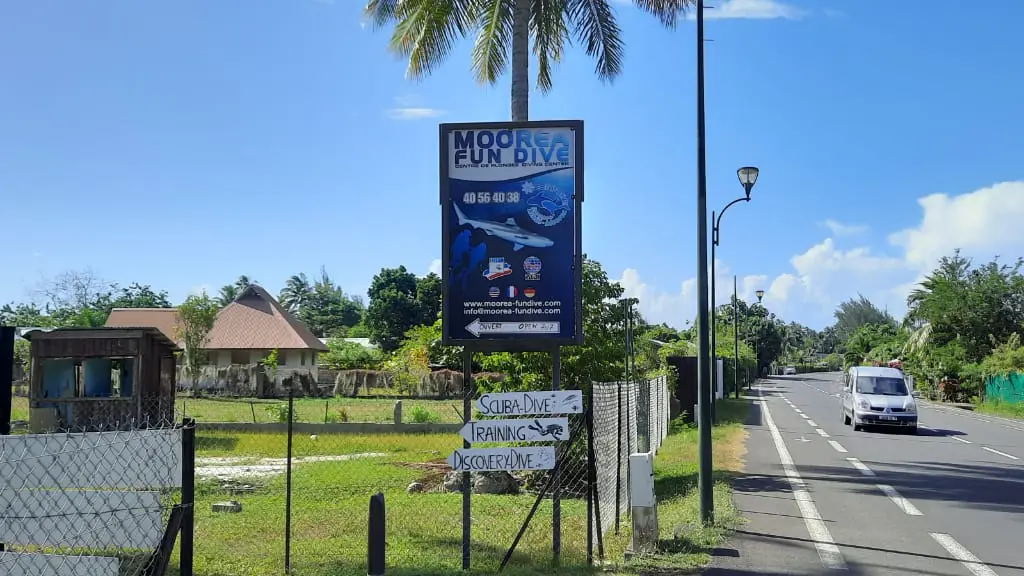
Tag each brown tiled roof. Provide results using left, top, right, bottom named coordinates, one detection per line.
left=105, top=308, right=182, bottom=345
left=204, top=284, right=328, bottom=351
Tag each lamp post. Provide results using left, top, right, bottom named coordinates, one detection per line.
left=695, top=0, right=714, bottom=525
left=754, top=289, right=765, bottom=380
left=710, top=166, right=759, bottom=409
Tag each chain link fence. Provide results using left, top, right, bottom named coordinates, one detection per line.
left=0, top=417, right=192, bottom=576
left=590, top=376, right=670, bottom=558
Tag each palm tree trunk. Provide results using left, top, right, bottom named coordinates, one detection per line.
left=510, top=0, right=530, bottom=121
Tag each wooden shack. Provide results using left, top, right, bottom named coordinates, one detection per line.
left=23, top=327, right=179, bottom=433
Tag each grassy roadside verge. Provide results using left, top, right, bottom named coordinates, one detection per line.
left=973, top=399, right=1024, bottom=420
left=607, top=398, right=750, bottom=574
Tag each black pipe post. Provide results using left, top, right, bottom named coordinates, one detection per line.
left=695, top=0, right=715, bottom=525
left=181, top=418, right=196, bottom=576
left=367, top=492, right=386, bottom=576
left=710, top=209, right=717, bottom=422
left=0, top=326, right=14, bottom=436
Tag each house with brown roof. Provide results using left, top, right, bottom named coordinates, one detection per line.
left=105, top=284, right=328, bottom=392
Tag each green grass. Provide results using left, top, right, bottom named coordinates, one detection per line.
left=161, top=399, right=752, bottom=575
left=974, top=399, right=1024, bottom=420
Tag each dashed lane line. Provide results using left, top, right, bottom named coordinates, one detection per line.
left=807, top=419, right=818, bottom=427
left=877, top=484, right=923, bottom=516
left=982, top=446, right=1019, bottom=461
left=845, top=457, right=875, bottom=476
left=828, top=440, right=848, bottom=453
left=759, top=387, right=848, bottom=570
left=816, top=428, right=830, bottom=438
left=930, top=533, right=1000, bottom=576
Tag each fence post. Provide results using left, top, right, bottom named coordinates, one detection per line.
left=586, top=397, right=604, bottom=562
left=0, top=326, right=13, bottom=437
left=461, top=349, right=473, bottom=570
left=614, top=381, right=622, bottom=535
left=181, top=418, right=196, bottom=576
left=285, top=386, right=295, bottom=572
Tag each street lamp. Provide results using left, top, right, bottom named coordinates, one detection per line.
left=756, top=289, right=765, bottom=302
left=710, top=166, right=759, bottom=410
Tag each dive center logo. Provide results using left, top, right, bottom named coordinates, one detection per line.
left=521, top=181, right=569, bottom=227
left=523, top=256, right=542, bottom=281
left=483, top=257, right=512, bottom=281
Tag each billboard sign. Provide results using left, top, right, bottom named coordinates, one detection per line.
left=439, top=121, right=584, bottom=350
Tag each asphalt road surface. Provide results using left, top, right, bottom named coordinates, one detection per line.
left=705, top=372, right=1024, bottom=576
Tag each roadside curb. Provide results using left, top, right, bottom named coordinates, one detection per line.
left=920, top=399, right=1024, bottom=427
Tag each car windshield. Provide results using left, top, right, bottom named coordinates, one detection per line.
left=856, top=376, right=908, bottom=396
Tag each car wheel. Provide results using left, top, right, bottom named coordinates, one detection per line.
left=853, top=420, right=861, bottom=432
left=907, top=426, right=918, bottom=435
left=843, top=411, right=851, bottom=426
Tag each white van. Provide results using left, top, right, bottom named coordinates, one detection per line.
left=840, top=366, right=919, bottom=434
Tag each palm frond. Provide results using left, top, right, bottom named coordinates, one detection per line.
left=632, top=0, right=695, bottom=28
left=363, top=0, right=404, bottom=28
left=567, top=0, right=624, bottom=82
left=471, top=0, right=514, bottom=85
left=531, top=0, right=570, bottom=93
left=390, top=0, right=478, bottom=80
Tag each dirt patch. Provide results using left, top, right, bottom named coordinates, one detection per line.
left=395, top=458, right=451, bottom=492
left=196, top=453, right=386, bottom=481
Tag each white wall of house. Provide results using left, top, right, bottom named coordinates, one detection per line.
left=207, top=349, right=320, bottom=384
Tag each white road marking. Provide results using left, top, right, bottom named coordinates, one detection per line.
left=982, top=446, right=1019, bottom=460
left=801, top=414, right=810, bottom=419
left=930, top=533, right=999, bottom=576
left=759, top=387, right=847, bottom=570
left=816, top=428, right=830, bottom=438
left=953, top=436, right=972, bottom=444
left=794, top=409, right=804, bottom=414
left=828, top=440, right=848, bottom=453
left=846, top=458, right=875, bottom=476
left=877, top=484, right=922, bottom=516
left=807, top=419, right=818, bottom=427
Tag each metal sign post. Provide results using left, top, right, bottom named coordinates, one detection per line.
left=440, top=120, right=585, bottom=570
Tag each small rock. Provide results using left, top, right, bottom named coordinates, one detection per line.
left=474, top=472, right=520, bottom=495
left=212, top=500, right=243, bottom=513
left=407, top=482, right=425, bottom=493
left=442, top=471, right=465, bottom=493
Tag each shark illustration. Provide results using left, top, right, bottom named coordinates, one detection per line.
left=453, top=203, right=554, bottom=251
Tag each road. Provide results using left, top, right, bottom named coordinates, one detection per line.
left=706, top=372, right=1024, bottom=576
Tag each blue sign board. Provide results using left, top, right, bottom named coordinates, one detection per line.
left=439, top=121, right=584, bottom=350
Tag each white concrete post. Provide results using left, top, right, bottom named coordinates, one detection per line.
left=627, top=451, right=658, bottom=557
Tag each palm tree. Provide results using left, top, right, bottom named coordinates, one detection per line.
left=364, top=0, right=694, bottom=121
left=216, top=285, right=238, bottom=307
left=279, top=273, right=313, bottom=312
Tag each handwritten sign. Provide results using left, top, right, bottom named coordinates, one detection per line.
left=447, top=446, right=556, bottom=472
left=475, top=391, right=582, bottom=417
left=460, top=417, right=570, bottom=443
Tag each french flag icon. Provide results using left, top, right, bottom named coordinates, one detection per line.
left=507, top=286, right=518, bottom=298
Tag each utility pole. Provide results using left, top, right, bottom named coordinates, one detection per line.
left=695, top=0, right=714, bottom=525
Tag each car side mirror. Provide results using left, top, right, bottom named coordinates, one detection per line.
left=911, top=390, right=921, bottom=398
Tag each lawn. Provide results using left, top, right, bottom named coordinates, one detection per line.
left=159, top=398, right=751, bottom=576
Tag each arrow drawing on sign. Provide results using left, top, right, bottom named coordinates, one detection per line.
left=465, top=319, right=561, bottom=338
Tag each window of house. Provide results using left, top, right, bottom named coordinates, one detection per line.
left=311, top=352, right=318, bottom=366
left=231, top=350, right=249, bottom=365
left=278, top=351, right=287, bottom=366
left=300, top=352, right=306, bottom=366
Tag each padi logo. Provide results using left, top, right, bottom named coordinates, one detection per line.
left=523, top=182, right=569, bottom=227
left=453, top=129, right=571, bottom=167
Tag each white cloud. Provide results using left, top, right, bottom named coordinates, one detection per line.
left=386, top=95, right=445, bottom=120
left=615, top=180, right=1024, bottom=329
left=889, top=180, right=1024, bottom=272
left=821, top=219, right=868, bottom=236
left=700, top=0, right=805, bottom=20
left=428, top=259, right=442, bottom=276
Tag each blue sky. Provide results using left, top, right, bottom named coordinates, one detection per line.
left=2, top=0, right=1023, bottom=330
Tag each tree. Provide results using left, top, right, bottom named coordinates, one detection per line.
left=365, top=266, right=424, bottom=352
left=216, top=275, right=257, bottom=307
left=0, top=303, right=52, bottom=327
left=833, top=294, right=895, bottom=341
left=364, top=0, right=694, bottom=121
left=416, top=272, right=442, bottom=325
left=176, top=293, right=220, bottom=396
left=279, top=273, right=313, bottom=312
left=298, top=269, right=365, bottom=337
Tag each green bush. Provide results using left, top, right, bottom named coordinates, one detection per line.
left=408, top=405, right=439, bottom=424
